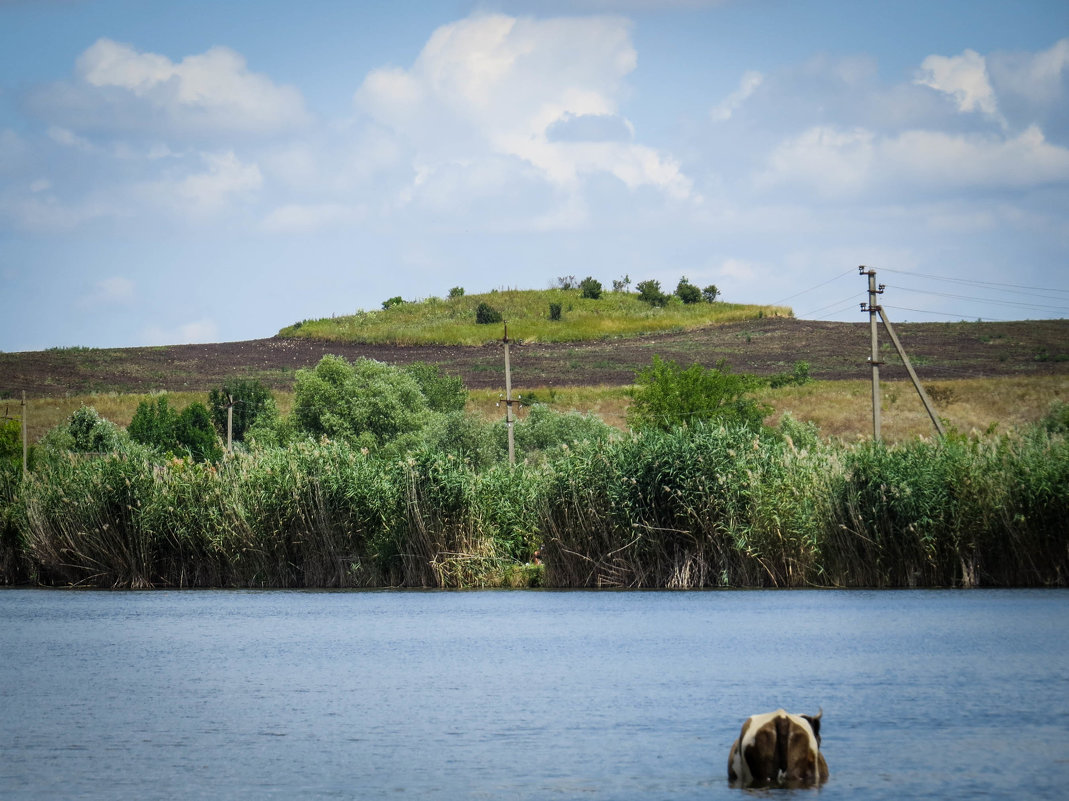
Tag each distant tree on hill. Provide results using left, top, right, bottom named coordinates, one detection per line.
left=579, top=276, right=603, bottom=299
left=636, top=279, right=669, bottom=307
left=675, top=276, right=701, bottom=304
left=702, top=284, right=720, bottom=303
left=475, top=302, right=503, bottom=325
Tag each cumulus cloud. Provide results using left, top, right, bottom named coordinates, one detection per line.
left=758, top=123, right=1069, bottom=198
left=29, top=38, right=310, bottom=138
left=915, top=48, right=1002, bottom=120
left=355, top=13, right=692, bottom=204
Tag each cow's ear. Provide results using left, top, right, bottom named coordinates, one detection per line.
left=803, top=709, right=822, bottom=744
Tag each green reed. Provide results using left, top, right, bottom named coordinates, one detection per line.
left=4, top=425, right=1067, bottom=588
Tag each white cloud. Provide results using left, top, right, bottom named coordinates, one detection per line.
left=759, top=123, right=1069, bottom=198
left=915, top=48, right=1001, bottom=118
left=354, top=13, right=692, bottom=204
left=81, top=276, right=134, bottom=307
left=32, top=38, right=311, bottom=138
left=711, top=70, right=764, bottom=122
left=47, top=125, right=97, bottom=152
left=142, top=318, right=219, bottom=346
left=262, top=202, right=366, bottom=233
left=139, top=151, right=263, bottom=217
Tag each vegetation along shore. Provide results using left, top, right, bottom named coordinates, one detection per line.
left=2, top=286, right=1067, bottom=589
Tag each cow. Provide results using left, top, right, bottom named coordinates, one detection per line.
left=727, top=708, right=828, bottom=788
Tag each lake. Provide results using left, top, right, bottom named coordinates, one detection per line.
left=1, top=589, right=1067, bottom=800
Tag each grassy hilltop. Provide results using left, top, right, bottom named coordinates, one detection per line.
left=278, top=287, right=791, bottom=345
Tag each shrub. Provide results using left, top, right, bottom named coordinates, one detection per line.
left=129, top=396, right=179, bottom=452
left=579, top=276, right=603, bottom=300
left=0, top=418, right=20, bottom=465
left=636, top=279, right=669, bottom=307
left=702, top=285, right=720, bottom=303
left=557, top=275, right=577, bottom=290
left=1041, top=400, right=1069, bottom=434
left=404, top=362, right=467, bottom=413
left=627, top=356, right=769, bottom=432
left=769, top=361, right=812, bottom=389
left=382, top=296, right=404, bottom=310
left=448, top=286, right=465, bottom=298
left=512, top=405, right=612, bottom=461
left=549, top=302, right=562, bottom=321
left=176, top=403, right=223, bottom=463
left=612, top=274, right=631, bottom=293
left=208, top=379, right=274, bottom=443
left=67, top=406, right=121, bottom=452
left=675, top=276, right=701, bottom=304
left=293, top=355, right=430, bottom=450
left=475, top=302, right=503, bottom=325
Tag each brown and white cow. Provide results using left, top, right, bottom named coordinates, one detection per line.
left=727, top=709, right=828, bottom=788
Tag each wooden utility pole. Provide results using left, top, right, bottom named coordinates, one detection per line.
left=226, top=394, right=234, bottom=453
left=860, top=266, right=946, bottom=439
left=21, top=391, right=28, bottom=477
left=861, top=266, right=883, bottom=441
left=502, top=322, right=516, bottom=466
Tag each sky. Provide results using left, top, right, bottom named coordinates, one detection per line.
left=1, top=0, right=1068, bottom=352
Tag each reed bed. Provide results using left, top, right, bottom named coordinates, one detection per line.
left=3, top=423, right=1067, bottom=589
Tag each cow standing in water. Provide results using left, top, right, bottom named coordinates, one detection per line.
left=728, top=709, right=828, bottom=788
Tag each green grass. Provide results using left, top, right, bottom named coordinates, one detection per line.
left=278, top=288, right=792, bottom=345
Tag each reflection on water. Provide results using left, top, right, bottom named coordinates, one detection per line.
left=1, top=589, right=1067, bottom=800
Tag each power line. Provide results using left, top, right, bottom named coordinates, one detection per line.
left=881, top=304, right=1009, bottom=322
left=884, top=284, right=1069, bottom=314
left=770, top=269, right=856, bottom=306
left=880, top=267, right=1069, bottom=295
left=796, top=293, right=861, bottom=318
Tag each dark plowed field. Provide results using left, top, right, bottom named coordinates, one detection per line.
left=2, top=318, right=1067, bottom=397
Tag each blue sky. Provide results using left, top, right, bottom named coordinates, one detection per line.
left=1, top=0, right=1067, bottom=351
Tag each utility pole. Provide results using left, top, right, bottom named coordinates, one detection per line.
left=860, top=266, right=883, bottom=441
left=21, top=391, right=28, bottom=478
left=860, top=266, right=946, bottom=439
left=502, top=322, right=516, bottom=466
left=226, top=394, right=234, bottom=453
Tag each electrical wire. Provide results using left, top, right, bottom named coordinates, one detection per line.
left=883, top=285, right=1069, bottom=314
left=770, top=268, right=856, bottom=306
left=879, top=267, right=1069, bottom=295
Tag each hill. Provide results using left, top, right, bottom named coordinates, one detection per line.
left=2, top=318, right=1067, bottom=398
left=277, top=287, right=788, bottom=345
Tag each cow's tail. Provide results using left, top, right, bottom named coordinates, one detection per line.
left=774, top=713, right=791, bottom=783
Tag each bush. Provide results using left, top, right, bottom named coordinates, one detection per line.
left=579, top=276, right=603, bottom=300
left=293, top=355, right=430, bottom=450
left=513, top=405, right=612, bottom=461
left=636, top=279, right=669, bottom=307
left=382, top=296, right=404, bottom=310
left=612, top=274, right=631, bottom=293
left=627, top=356, right=769, bottom=432
left=769, top=361, right=812, bottom=389
left=176, top=403, right=223, bottom=463
left=0, top=418, right=20, bottom=465
left=475, top=302, right=503, bottom=325
left=557, top=275, right=577, bottom=290
left=129, top=396, right=221, bottom=462
left=549, top=302, right=562, bottom=321
left=68, top=406, right=122, bottom=452
left=209, top=379, right=274, bottom=443
left=448, top=286, right=465, bottom=298
left=1041, top=400, right=1069, bottom=434
left=404, top=362, right=467, bottom=414
left=702, top=284, right=720, bottom=303
left=675, top=276, right=701, bottom=304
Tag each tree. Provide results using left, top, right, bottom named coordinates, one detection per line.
left=382, top=296, right=404, bottom=310
left=176, top=403, right=223, bottom=463
left=129, top=396, right=179, bottom=451
left=612, top=274, right=632, bottom=293
left=404, top=362, right=467, bottom=413
left=293, top=355, right=430, bottom=448
left=676, top=276, right=701, bottom=304
left=448, top=286, right=465, bottom=298
left=209, top=379, right=274, bottom=443
left=636, top=279, right=669, bottom=307
left=129, top=396, right=221, bottom=461
left=557, top=275, right=577, bottom=290
left=579, top=276, right=603, bottom=299
left=627, top=356, right=769, bottom=432
left=702, top=284, right=720, bottom=303
left=68, top=406, right=122, bottom=452
left=475, top=302, right=503, bottom=325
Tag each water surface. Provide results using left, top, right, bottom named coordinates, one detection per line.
left=1, top=589, right=1066, bottom=799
